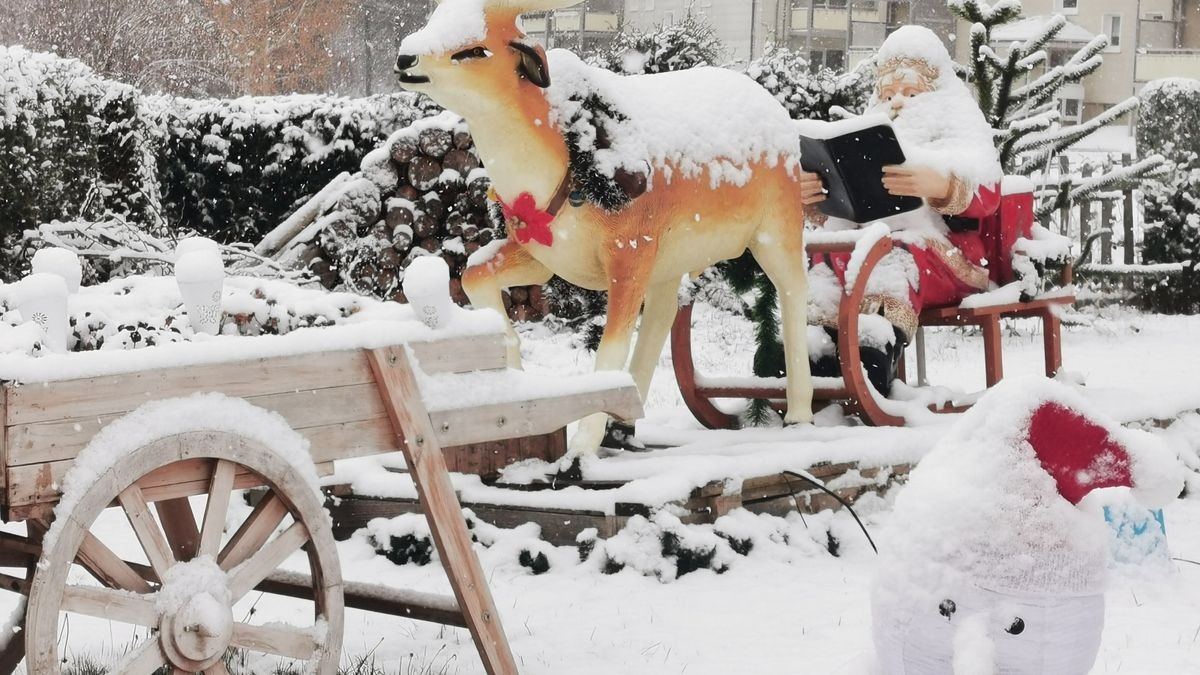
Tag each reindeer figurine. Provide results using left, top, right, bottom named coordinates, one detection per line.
left=395, top=0, right=813, bottom=458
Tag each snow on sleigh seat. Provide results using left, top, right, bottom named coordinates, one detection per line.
left=670, top=176, right=1075, bottom=429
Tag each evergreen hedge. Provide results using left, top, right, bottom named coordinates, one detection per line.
left=1137, top=79, right=1200, bottom=313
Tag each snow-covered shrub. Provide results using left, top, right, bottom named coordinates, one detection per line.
left=596, top=512, right=737, bottom=582
left=155, top=92, right=440, bottom=243
left=0, top=47, right=163, bottom=280
left=1139, top=152, right=1200, bottom=313
left=0, top=275, right=374, bottom=357
left=593, top=11, right=725, bottom=75
left=1138, top=78, right=1200, bottom=161
left=1137, top=79, right=1200, bottom=313
left=367, top=514, right=436, bottom=567
left=746, top=45, right=870, bottom=121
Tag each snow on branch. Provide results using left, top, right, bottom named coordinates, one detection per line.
left=1017, top=97, right=1140, bottom=162
left=948, top=0, right=1024, bottom=26
left=1020, top=14, right=1066, bottom=55
left=1073, top=155, right=1167, bottom=195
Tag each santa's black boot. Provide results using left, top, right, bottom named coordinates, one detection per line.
left=859, top=328, right=909, bottom=397
left=810, top=327, right=841, bottom=379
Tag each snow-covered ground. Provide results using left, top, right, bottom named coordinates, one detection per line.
left=4, top=304, right=1200, bottom=674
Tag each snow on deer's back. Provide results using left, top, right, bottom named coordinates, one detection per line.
left=871, top=377, right=1183, bottom=675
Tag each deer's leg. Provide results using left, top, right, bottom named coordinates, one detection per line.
left=461, top=241, right=552, bottom=368
left=750, top=225, right=814, bottom=425
left=568, top=247, right=656, bottom=455
left=628, top=279, right=681, bottom=402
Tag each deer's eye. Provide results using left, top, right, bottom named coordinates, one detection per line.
left=451, top=46, right=492, bottom=63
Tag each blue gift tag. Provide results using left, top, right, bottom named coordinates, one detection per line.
left=1104, top=504, right=1169, bottom=567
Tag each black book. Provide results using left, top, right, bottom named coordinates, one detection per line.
left=799, top=121, right=923, bottom=223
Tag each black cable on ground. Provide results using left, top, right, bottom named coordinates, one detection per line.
left=782, top=470, right=878, bottom=554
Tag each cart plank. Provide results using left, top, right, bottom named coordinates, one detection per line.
left=5, top=457, right=334, bottom=516
left=3, top=333, right=505, bottom=427
left=5, top=383, right=390, bottom=467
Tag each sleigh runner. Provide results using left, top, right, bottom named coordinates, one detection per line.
left=0, top=323, right=641, bottom=674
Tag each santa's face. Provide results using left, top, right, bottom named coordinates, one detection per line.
left=878, top=79, right=932, bottom=118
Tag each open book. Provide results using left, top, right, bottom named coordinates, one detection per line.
left=798, top=115, right=923, bottom=223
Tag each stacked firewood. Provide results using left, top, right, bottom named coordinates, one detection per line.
left=272, top=112, right=548, bottom=322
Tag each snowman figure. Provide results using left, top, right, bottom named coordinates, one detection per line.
left=872, top=378, right=1182, bottom=675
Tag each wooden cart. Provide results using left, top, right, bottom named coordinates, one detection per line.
left=0, top=328, right=642, bottom=674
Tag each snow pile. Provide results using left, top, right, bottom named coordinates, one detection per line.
left=156, top=556, right=231, bottom=615
left=544, top=50, right=800, bottom=190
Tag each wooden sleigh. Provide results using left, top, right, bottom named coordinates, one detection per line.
left=672, top=183, right=1076, bottom=429
left=0, top=327, right=642, bottom=674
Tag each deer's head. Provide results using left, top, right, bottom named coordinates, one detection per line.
left=395, top=0, right=579, bottom=115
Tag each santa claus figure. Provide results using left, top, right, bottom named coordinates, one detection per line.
left=871, top=378, right=1183, bottom=674
left=799, top=26, right=1003, bottom=395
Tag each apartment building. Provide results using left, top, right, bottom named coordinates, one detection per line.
left=524, top=0, right=1200, bottom=123
left=520, top=0, right=624, bottom=52
left=785, top=0, right=957, bottom=69
left=616, top=1, right=955, bottom=63
left=954, top=0, right=1200, bottom=122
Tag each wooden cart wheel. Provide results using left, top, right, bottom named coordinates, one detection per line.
left=25, top=431, right=343, bottom=674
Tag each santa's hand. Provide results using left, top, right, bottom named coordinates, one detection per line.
left=798, top=171, right=827, bottom=205
left=882, top=165, right=953, bottom=200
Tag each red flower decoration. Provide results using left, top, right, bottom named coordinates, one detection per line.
left=499, top=192, right=554, bottom=247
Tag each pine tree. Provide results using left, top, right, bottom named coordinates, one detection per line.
left=947, top=0, right=1164, bottom=219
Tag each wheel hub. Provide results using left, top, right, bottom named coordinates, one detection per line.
left=156, top=557, right=234, bottom=670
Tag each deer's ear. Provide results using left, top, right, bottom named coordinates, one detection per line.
left=510, top=41, right=551, bottom=88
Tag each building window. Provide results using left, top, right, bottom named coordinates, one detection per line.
left=1048, top=49, right=1073, bottom=67
left=1060, top=97, right=1082, bottom=123
left=1054, top=0, right=1079, bottom=14
left=809, top=49, right=846, bottom=72
left=795, top=0, right=876, bottom=9
left=1103, top=14, right=1123, bottom=50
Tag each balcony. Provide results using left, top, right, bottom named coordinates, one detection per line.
left=792, top=5, right=886, bottom=34
left=520, top=11, right=618, bottom=36
left=1136, top=50, right=1200, bottom=82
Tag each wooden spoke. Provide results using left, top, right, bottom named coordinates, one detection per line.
left=76, top=532, right=155, bottom=593
left=118, top=484, right=176, bottom=578
left=60, top=584, right=158, bottom=627
left=231, top=621, right=317, bottom=660
left=218, top=491, right=287, bottom=571
left=200, top=460, right=238, bottom=557
left=156, top=497, right=201, bottom=561
left=114, top=638, right=168, bottom=675
left=228, top=521, right=309, bottom=601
